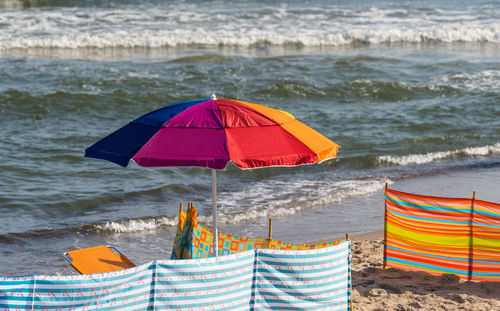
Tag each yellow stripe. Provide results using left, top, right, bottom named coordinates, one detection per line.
left=387, top=222, right=469, bottom=247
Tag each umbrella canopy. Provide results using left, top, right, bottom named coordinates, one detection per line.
left=85, top=95, right=339, bottom=255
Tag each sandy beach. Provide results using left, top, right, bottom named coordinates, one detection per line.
left=351, top=231, right=500, bottom=310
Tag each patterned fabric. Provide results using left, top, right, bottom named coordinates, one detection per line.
left=384, top=188, right=500, bottom=282
left=171, top=206, right=341, bottom=259
left=171, top=207, right=188, bottom=259
left=268, top=239, right=341, bottom=251
left=0, top=241, right=351, bottom=310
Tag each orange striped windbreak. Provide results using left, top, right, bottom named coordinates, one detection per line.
left=384, top=188, right=500, bottom=282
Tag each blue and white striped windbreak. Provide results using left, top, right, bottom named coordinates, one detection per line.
left=1, top=240, right=351, bottom=310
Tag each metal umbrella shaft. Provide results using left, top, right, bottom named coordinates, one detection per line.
left=212, top=169, right=218, bottom=257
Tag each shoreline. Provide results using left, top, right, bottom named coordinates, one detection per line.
left=351, top=230, right=384, bottom=241
left=230, top=165, right=500, bottom=247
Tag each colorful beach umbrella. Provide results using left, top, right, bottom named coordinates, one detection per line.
left=85, top=95, right=339, bottom=255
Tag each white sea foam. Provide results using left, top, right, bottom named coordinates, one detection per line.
left=0, top=4, right=498, bottom=51
left=1, top=25, right=498, bottom=50
left=377, top=143, right=500, bottom=166
left=95, top=215, right=178, bottom=233
left=214, top=178, right=389, bottom=225
left=94, top=177, right=390, bottom=233
left=431, top=70, right=500, bottom=92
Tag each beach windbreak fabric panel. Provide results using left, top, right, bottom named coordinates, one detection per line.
left=171, top=205, right=342, bottom=259
left=471, top=199, right=500, bottom=282
left=0, top=242, right=351, bottom=311
left=253, top=246, right=351, bottom=311
left=384, top=188, right=500, bottom=282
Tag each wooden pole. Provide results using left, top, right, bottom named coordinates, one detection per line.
left=345, top=233, right=349, bottom=241
left=268, top=219, right=273, bottom=240
left=383, top=183, right=389, bottom=269
left=467, top=191, right=476, bottom=282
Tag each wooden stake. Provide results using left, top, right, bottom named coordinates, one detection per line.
left=383, top=185, right=389, bottom=269
left=268, top=219, right=273, bottom=240
left=345, top=233, right=349, bottom=241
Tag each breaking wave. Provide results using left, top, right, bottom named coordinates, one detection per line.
left=93, top=177, right=389, bottom=233
left=0, top=4, right=499, bottom=51
left=94, top=215, right=178, bottom=233
left=431, top=70, right=500, bottom=92
left=377, top=143, right=500, bottom=166
left=1, top=26, right=499, bottom=51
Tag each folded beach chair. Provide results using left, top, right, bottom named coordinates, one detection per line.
left=63, top=245, right=136, bottom=274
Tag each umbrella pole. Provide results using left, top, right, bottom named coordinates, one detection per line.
left=212, top=169, right=218, bottom=257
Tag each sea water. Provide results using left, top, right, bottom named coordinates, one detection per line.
left=0, top=0, right=499, bottom=275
